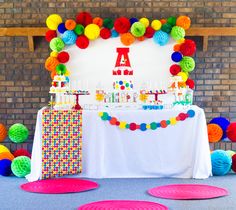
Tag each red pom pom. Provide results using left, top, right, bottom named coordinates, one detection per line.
left=76, top=35, right=89, bottom=49
left=144, top=26, right=155, bottom=38
left=100, top=28, right=111, bottom=39
left=45, top=30, right=57, bottom=42
left=178, top=113, right=187, bottom=121
left=179, top=39, right=196, bottom=56
left=186, top=78, right=195, bottom=89
left=170, top=64, right=181, bottom=75
left=160, top=120, right=167, bottom=128
left=13, top=149, right=31, bottom=158
left=232, top=154, right=236, bottom=172
left=116, top=121, right=120, bottom=126
left=129, top=123, right=137, bottom=131
left=109, top=117, right=117, bottom=125
left=114, top=17, right=131, bottom=34
left=76, top=12, right=93, bottom=26
left=57, top=52, right=70, bottom=63
left=227, top=122, right=236, bottom=142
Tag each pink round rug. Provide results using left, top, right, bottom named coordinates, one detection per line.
left=148, top=184, right=228, bottom=200
left=21, top=178, right=99, bottom=194
left=78, top=200, right=168, bottom=210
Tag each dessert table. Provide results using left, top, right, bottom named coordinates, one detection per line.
left=26, top=105, right=212, bottom=182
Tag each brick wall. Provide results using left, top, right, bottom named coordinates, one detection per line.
left=0, top=1, right=236, bottom=150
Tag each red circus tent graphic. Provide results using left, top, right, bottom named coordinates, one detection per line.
left=113, top=48, right=133, bottom=75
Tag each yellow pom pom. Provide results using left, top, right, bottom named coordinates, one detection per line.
left=64, top=70, right=70, bottom=76
left=146, top=124, right=151, bottom=129
left=50, top=51, right=58, bottom=58
left=177, top=38, right=185, bottom=44
left=170, top=117, right=177, bottom=125
left=177, top=72, right=188, bottom=82
left=46, top=14, right=63, bottom=30
left=84, top=24, right=100, bottom=40
left=0, top=144, right=10, bottom=154
left=151, top=20, right=162, bottom=31
left=139, top=17, right=150, bottom=28
left=119, top=121, right=127, bottom=129
left=98, top=112, right=103, bottom=117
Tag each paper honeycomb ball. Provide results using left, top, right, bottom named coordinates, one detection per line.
left=93, top=17, right=103, bottom=27
left=45, top=56, right=59, bottom=72
left=11, top=156, right=31, bottom=178
left=170, top=64, right=181, bottom=76
left=13, top=149, right=31, bottom=158
left=144, top=26, right=155, bottom=38
left=62, top=30, right=77, bottom=45
left=153, top=30, right=169, bottom=46
left=103, top=18, right=114, bottom=29
left=114, top=17, right=131, bottom=34
left=0, top=123, right=7, bottom=142
left=177, top=72, right=188, bottom=82
left=0, top=152, right=14, bottom=161
left=176, top=16, right=191, bottom=30
left=84, top=24, right=100, bottom=40
left=76, top=12, right=93, bottom=26
left=50, top=71, right=57, bottom=80
left=171, top=26, right=185, bottom=41
left=226, top=122, right=236, bottom=142
left=211, top=150, right=232, bottom=176
left=151, top=20, right=162, bottom=31
left=130, top=17, right=138, bottom=25
left=65, top=19, right=76, bottom=30
left=209, top=117, right=230, bottom=139
left=232, top=154, right=236, bottom=173
left=74, top=24, right=84, bottom=35
left=139, top=17, right=149, bottom=27
left=100, top=28, right=111, bottom=39
left=161, top=23, right=172, bottom=34
left=120, top=33, right=135, bottom=46
left=45, top=30, right=57, bottom=42
left=167, top=16, right=177, bottom=26
left=226, top=150, right=236, bottom=158
left=58, top=23, right=67, bottom=34
left=186, top=78, right=195, bottom=89
left=8, top=123, right=29, bottom=143
left=0, top=159, right=12, bottom=176
left=56, top=64, right=67, bottom=75
left=180, top=56, right=195, bottom=72
left=207, top=124, right=223, bottom=143
left=46, top=14, right=62, bottom=30
left=179, top=39, right=196, bottom=56
left=57, top=51, right=70, bottom=63
left=0, top=145, right=10, bottom=154
left=131, top=22, right=146, bottom=37
left=76, top=35, right=89, bottom=49
left=171, top=52, right=182, bottom=62
left=111, top=30, right=119, bottom=38
left=49, top=37, right=65, bottom=52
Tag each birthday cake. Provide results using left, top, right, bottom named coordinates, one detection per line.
left=49, top=75, right=69, bottom=93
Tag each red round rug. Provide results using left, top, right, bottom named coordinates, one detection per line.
left=148, top=184, right=228, bottom=200
left=78, top=200, right=168, bottom=210
left=21, top=178, right=99, bottom=194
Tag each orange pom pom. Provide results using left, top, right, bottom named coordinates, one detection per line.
left=0, top=152, right=14, bottom=161
left=93, top=17, right=103, bottom=28
left=0, top=123, right=7, bottom=142
left=120, top=33, right=135, bottom=46
left=50, top=71, right=57, bottom=80
left=207, top=124, right=223, bottom=143
left=176, top=16, right=191, bottom=30
left=160, top=19, right=167, bottom=24
left=137, top=36, right=145, bottom=41
left=45, top=57, right=59, bottom=72
left=173, top=44, right=181, bottom=52
left=65, top=19, right=77, bottom=30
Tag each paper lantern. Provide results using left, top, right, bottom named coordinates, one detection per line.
left=76, top=12, right=93, bottom=26
left=46, top=14, right=62, bottom=30
left=114, top=17, right=131, bottom=33
left=62, top=30, right=77, bottom=45
left=111, top=30, right=119, bottom=38
left=0, top=159, right=12, bottom=176
left=170, top=64, right=181, bottom=76
left=232, top=154, right=236, bottom=172
left=58, top=23, right=67, bottom=34
left=139, top=17, right=149, bottom=27
left=56, top=64, right=67, bottom=75
left=100, top=28, right=111, bottom=39
left=11, top=156, right=31, bottom=178
left=0, top=123, right=7, bottom=142
left=211, top=150, right=232, bottom=176
left=93, top=17, right=103, bottom=27
left=0, top=152, right=14, bottom=161
left=0, top=145, right=10, bottom=154
left=153, top=31, right=169, bottom=46
left=103, top=18, right=114, bottom=29
left=74, top=24, right=84, bottom=35
left=49, top=37, right=65, bottom=52
left=144, top=26, right=155, bottom=38
left=120, top=33, right=135, bottom=46
left=151, top=19, right=162, bottom=31
left=45, top=56, right=59, bottom=72
left=161, top=23, right=172, bottom=34
left=84, top=24, right=100, bottom=40
left=129, top=17, right=138, bottom=25
left=227, top=122, right=236, bottom=142
left=209, top=117, right=230, bottom=139
left=8, top=124, right=29, bottom=143
left=176, top=16, right=191, bottom=30
left=179, top=39, right=196, bottom=56
left=131, top=22, right=146, bottom=37
left=207, top=124, right=223, bottom=143
left=171, top=52, right=182, bottom=62
left=180, top=56, right=195, bottom=72
left=13, top=149, right=31, bottom=158
left=57, top=51, right=69, bottom=63
left=167, top=16, right=176, bottom=26
left=45, top=30, right=57, bottom=42
left=177, top=72, right=188, bottom=82
left=186, top=78, right=195, bottom=89
left=76, top=35, right=89, bottom=49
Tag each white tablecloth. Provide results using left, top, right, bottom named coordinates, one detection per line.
left=26, top=106, right=212, bottom=181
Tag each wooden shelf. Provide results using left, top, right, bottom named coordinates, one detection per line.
left=0, top=27, right=236, bottom=52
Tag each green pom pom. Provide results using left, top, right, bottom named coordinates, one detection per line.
left=74, top=24, right=84, bottom=35
left=171, top=26, right=185, bottom=41
left=180, top=56, right=195, bottom=72
left=49, top=37, right=65, bottom=52
left=131, top=22, right=146, bottom=37
left=101, top=112, right=109, bottom=120
left=161, top=23, right=172, bottom=34
left=150, top=122, right=157, bottom=130
left=56, top=64, right=67, bottom=75
left=11, top=156, right=31, bottom=178
left=8, top=123, right=29, bottom=143
left=167, top=16, right=176, bottom=26
left=103, top=18, right=114, bottom=29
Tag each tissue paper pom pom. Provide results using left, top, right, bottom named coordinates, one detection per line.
left=171, top=52, right=182, bottom=62
left=131, top=22, right=146, bottom=37
left=111, top=30, right=119, bottom=38
left=171, top=26, right=185, bottom=41
left=120, top=33, right=135, bottom=46
left=58, top=23, right=67, bottom=34
left=179, top=39, right=196, bottom=56
left=211, top=150, right=232, bottom=176
left=167, top=16, right=176, bottom=26
left=50, top=51, right=58, bottom=58
left=8, top=123, right=29, bottom=143
left=114, top=17, right=131, bottom=34
left=170, top=64, right=181, bottom=75
left=11, top=156, right=31, bottom=178
left=139, top=17, right=149, bottom=27
left=207, top=124, right=223, bottom=143
left=76, top=12, right=93, bottom=26
left=153, top=30, right=169, bottom=46
left=65, top=19, right=76, bottom=30
left=74, top=24, right=84, bottom=36
left=176, top=16, right=191, bottom=30
left=186, top=78, right=195, bottom=89
left=93, top=17, right=103, bottom=27
left=76, top=35, right=89, bottom=49
left=161, top=23, right=172, bottom=34
left=226, top=150, right=236, bottom=158
left=56, top=64, right=67, bottom=75
left=144, top=26, right=155, bottom=38
left=177, top=72, right=188, bottom=82
left=160, top=19, right=167, bottom=24
left=0, top=145, right=10, bottom=154
left=151, top=20, right=162, bottom=31
left=129, top=17, right=138, bottom=25
left=45, top=30, right=57, bottom=42
left=84, top=24, right=100, bottom=40
left=13, top=149, right=31, bottom=158
left=180, top=56, right=195, bottom=72
left=50, top=71, right=57, bottom=80
left=173, top=44, right=181, bottom=52
left=46, top=14, right=62, bottom=30
left=0, top=123, right=7, bottom=142
left=45, top=56, right=59, bottom=72
left=57, top=51, right=70, bottom=63
left=49, top=37, right=65, bottom=52
left=232, top=154, right=236, bottom=172
left=209, top=117, right=230, bottom=139
left=62, top=30, right=77, bottom=45
left=0, top=159, right=12, bottom=176
left=100, top=28, right=111, bottom=39
left=103, top=18, right=114, bottom=29
left=227, top=122, right=236, bottom=142
left=0, top=152, right=14, bottom=161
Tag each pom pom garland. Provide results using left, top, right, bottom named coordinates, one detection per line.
left=45, top=30, right=57, bottom=42
left=207, top=124, right=223, bottom=143
left=103, top=18, right=114, bottom=29
left=179, top=56, right=195, bottom=72
left=139, top=17, right=149, bottom=28
left=0, top=123, right=7, bottom=142
left=114, top=17, right=131, bottom=34
left=11, top=156, right=31, bottom=178
left=46, top=14, right=62, bottom=30
left=56, top=64, right=67, bottom=75
left=76, top=12, right=93, bottom=26
left=111, top=30, right=119, bottom=38
left=161, top=23, right=172, bottom=34
left=120, top=33, right=135, bottom=46
left=74, top=24, right=84, bottom=35
left=0, top=152, right=14, bottom=161
left=65, top=19, right=76, bottom=30
left=177, top=72, right=188, bottom=82
left=93, top=17, right=103, bottom=27
left=153, top=31, right=169, bottom=46
left=76, top=35, right=89, bottom=49
left=176, top=16, right=191, bottom=30
left=179, top=39, right=196, bottom=56
left=50, top=51, right=58, bottom=58
left=226, top=150, right=236, bottom=158
left=57, top=23, right=67, bottom=34
left=84, top=24, right=100, bottom=40
left=50, top=71, right=57, bottom=80
left=167, top=16, right=176, bottom=26
left=209, top=117, right=230, bottom=139
left=131, top=22, right=146, bottom=37
left=171, top=26, right=186, bottom=41
left=226, top=123, right=236, bottom=142
left=49, top=38, right=65, bottom=52
left=129, top=17, right=138, bottom=25
left=13, top=149, right=31, bottom=158
left=0, top=159, right=12, bottom=176
left=186, top=78, right=195, bottom=89
left=144, top=26, right=155, bottom=38
left=100, top=28, right=111, bottom=39
left=171, top=52, right=182, bottom=62
left=45, top=56, right=59, bottom=72
left=170, top=64, right=181, bottom=75
left=8, top=124, right=29, bottom=143
left=0, top=145, right=10, bottom=154
left=57, top=51, right=70, bottom=63
left=62, top=30, right=77, bottom=45
left=151, top=20, right=162, bottom=31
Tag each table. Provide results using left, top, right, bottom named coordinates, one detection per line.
left=26, top=106, right=212, bottom=182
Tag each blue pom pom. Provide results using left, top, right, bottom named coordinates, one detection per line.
left=187, top=110, right=195, bottom=118
left=209, top=117, right=230, bottom=139
left=58, top=23, right=67, bottom=34
left=140, top=123, right=147, bottom=131
left=156, top=123, right=161, bottom=128
left=211, top=150, right=232, bottom=176
left=62, top=30, right=77, bottom=45
left=111, top=30, right=119, bottom=38
left=130, top=18, right=138, bottom=25
left=0, top=159, right=12, bottom=176
left=171, top=52, right=182, bottom=62
left=153, top=31, right=169, bottom=46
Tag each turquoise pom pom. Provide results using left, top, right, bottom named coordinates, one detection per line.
left=153, top=31, right=169, bottom=46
